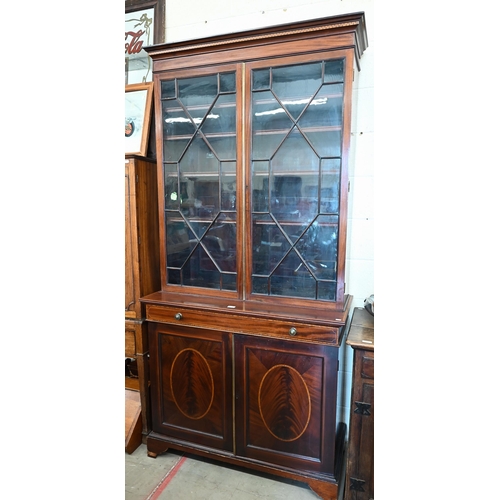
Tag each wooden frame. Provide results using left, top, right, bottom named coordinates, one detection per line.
left=125, top=0, right=165, bottom=45
left=125, top=82, right=154, bottom=157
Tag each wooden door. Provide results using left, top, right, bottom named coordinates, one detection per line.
left=148, top=322, right=233, bottom=452
left=234, top=334, right=339, bottom=476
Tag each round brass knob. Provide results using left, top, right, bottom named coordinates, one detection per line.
left=289, top=327, right=297, bottom=336
left=175, top=313, right=183, bottom=320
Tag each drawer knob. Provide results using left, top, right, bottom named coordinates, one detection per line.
left=289, top=327, right=297, bottom=336
left=175, top=313, right=183, bottom=320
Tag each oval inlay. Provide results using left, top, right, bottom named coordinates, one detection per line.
left=170, top=348, right=214, bottom=420
left=258, top=364, right=311, bottom=442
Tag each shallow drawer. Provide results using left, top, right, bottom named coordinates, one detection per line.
left=145, top=303, right=340, bottom=345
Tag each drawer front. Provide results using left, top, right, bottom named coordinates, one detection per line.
left=145, top=304, right=339, bottom=345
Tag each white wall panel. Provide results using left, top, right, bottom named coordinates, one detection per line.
left=165, top=0, right=374, bottom=43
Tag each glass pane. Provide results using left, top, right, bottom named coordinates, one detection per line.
left=183, top=244, right=220, bottom=289
left=164, top=163, right=179, bottom=210
left=180, top=133, right=218, bottom=174
left=187, top=219, right=211, bottom=239
left=271, top=175, right=310, bottom=224
left=178, top=75, right=218, bottom=122
left=221, top=273, right=237, bottom=291
left=300, top=84, right=343, bottom=157
left=252, top=68, right=270, bottom=90
left=185, top=176, right=219, bottom=220
left=252, top=170, right=269, bottom=212
left=270, top=250, right=316, bottom=299
left=295, top=215, right=338, bottom=281
left=220, top=72, right=236, bottom=93
left=202, top=94, right=236, bottom=160
left=252, top=214, right=291, bottom=276
left=202, top=214, right=237, bottom=273
left=252, top=90, right=291, bottom=160
left=165, top=214, right=196, bottom=270
left=221, top=164, right=236, bottom=211
left=272, top=62, right=322, bottom=120
left=298, top=181, right=319, bottom=220
left=320, top=159, right=340, bottom=214
left=324, top=59, right=344, bottom=83
left=161, top=80, right=176, bottom=99
left=272, top=127, right=319, bottom=174
left=318, top=281, right=336, bottom=301
left=252, top=275, right=268, bottom=294
left=162, top=99, right=195, bottom=162
left=168, top=268, right=181, bottom=285
left=164, top=137, right=191, bottom=163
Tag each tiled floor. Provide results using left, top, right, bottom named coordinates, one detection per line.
left=126, top=443, right=344, bottom=500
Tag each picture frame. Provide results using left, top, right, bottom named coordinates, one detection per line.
left=125, top=82, right=154, bottom=157
left=125, top=0, right=165, bottom=84
left=125, top=0, right=165, bottom=45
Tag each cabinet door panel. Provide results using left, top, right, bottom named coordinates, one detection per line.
left=234, top=334, right=338, bottom=475
left=149, top=323, right=233, bottom=451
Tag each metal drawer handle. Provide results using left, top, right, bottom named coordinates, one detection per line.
left=289, top=327, right=297, bottom=336
left=175, top=313, right=183, bottom=320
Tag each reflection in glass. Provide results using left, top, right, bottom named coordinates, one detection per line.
left=250, top=58, right=345, bottom=301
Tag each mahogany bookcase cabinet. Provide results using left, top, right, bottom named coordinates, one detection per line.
left=140, top=12, right=368, bottom=499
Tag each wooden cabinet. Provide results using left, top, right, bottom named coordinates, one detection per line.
left=345, top=307, right=374, bottom=500
left=145, top=298, right=350, bottom=498
left=125, top=155, right=161, bottom=444
left=142, top=12, right=368, bottom=499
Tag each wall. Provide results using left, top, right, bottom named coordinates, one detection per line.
left=161, top=0, right=374, bottom=425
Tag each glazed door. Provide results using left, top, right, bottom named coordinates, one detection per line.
left=158, top=66, right=242, bottom=295
left=247, top=54, right=351, bottom=305
left=234, top=334, right=339, bottom=475
left=148, top=322, right=233, bottom=452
